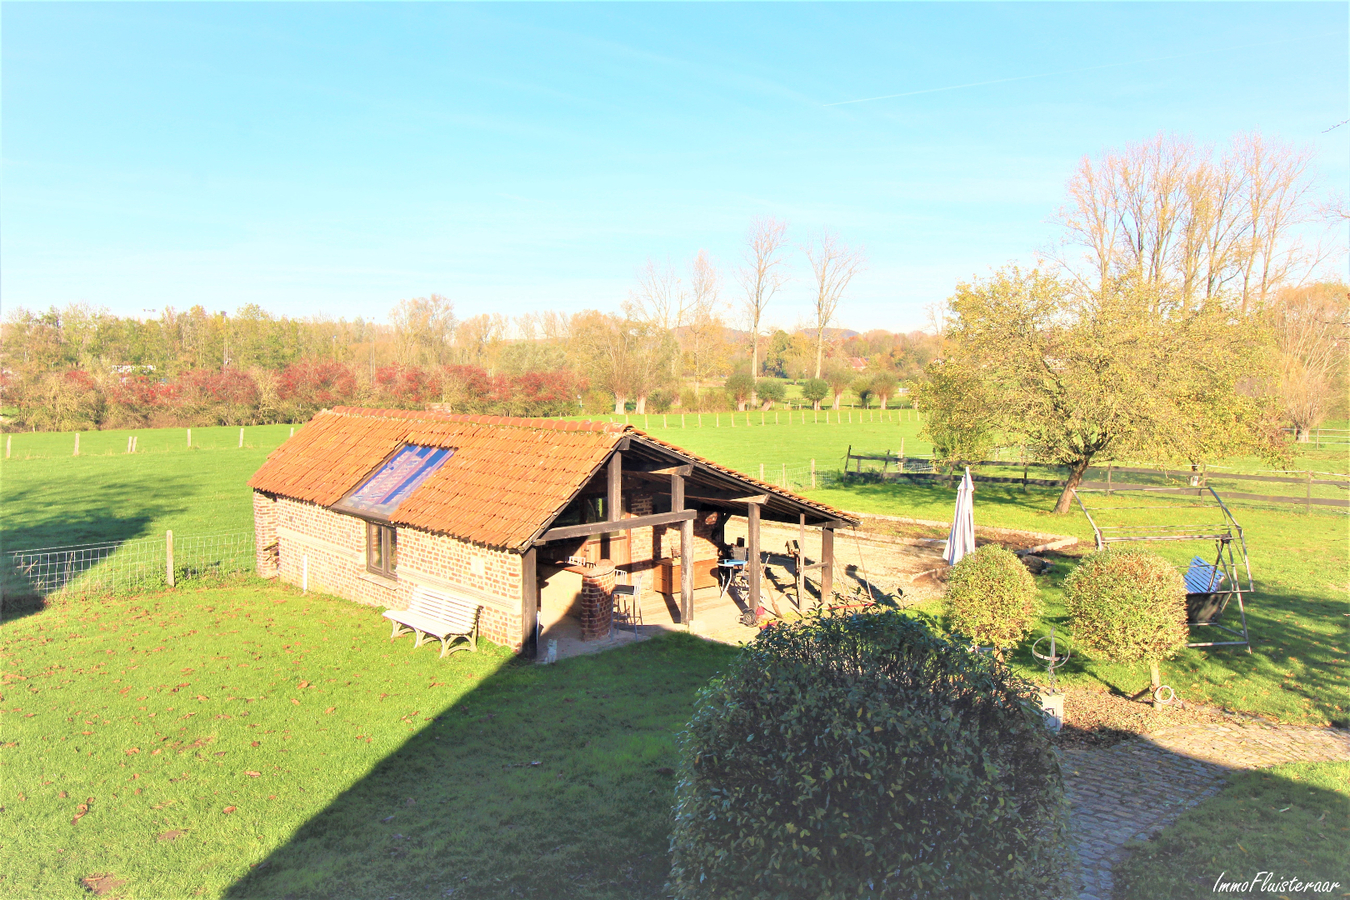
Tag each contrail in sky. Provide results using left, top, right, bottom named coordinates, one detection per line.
left=824, top=34, right=1337, bottom=107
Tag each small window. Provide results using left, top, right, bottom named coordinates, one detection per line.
left=367, top=523, right=397, bottom=578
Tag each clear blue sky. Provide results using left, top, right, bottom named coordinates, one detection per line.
left=3, top=2, right=1346, bottom=332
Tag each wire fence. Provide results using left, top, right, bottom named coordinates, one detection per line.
left=4, top=531, right=255, bottom=599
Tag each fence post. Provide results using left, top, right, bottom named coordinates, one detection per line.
left=781, top=462, right=787, bottom=487
left=165, top=530, right=175, bottom=588
left=899, top=437, right=904, bottom=463
left=1107, top=464, right=1113, bottom=496
left=663, top=415, right=667, bottom=428
left=5, top=435, right=10, bottom=458
left=716, top=414, right=720, bottom=427
left=760, top=463, right=765, bottom=481
left=74, top=433, right=80, bottom=457
left=239, top=428, right=244, bottom=448
left=1306, top=470, right=1313, bottom=512
left=681, top=414, right=685, bottom=428
left=290, top=426, right=295, bottom=437
left=187, top=428, right=192, bottom=448
left=132, top=436, right=138, bottom=452
left=811, top=459, right=816, bottom=489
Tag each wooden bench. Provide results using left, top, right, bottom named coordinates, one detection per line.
left=383, top=585, right=481, bottom=658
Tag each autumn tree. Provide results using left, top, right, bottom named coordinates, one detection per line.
left=737, top=218, right=789, bottom=405
left=871, top=371, right=899, bottom=410
left=918, top=267, right=1278, bottom=514
left=805, top=231, right=865, bottom=377
left=1265, top=282, right=1349, bottom=440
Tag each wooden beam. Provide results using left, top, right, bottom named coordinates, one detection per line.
left=748, top=501, right=761, bottom=616
left=648, top=464, right=693, bottom=476
left=672, top=472, right=694, bottom=629
left=537, top=510, right=695, bottom=544
left=608, top=452, right=622, bottom=522
left=820, top=526, right=834, bottom=605
left=685, top=492, right=769, bottom=505
left=521, top=546, right=538, bottom=659
left=797, top=513, right=806, bottom=606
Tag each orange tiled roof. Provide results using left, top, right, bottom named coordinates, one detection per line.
left=250, top=407, right=856, bottom=551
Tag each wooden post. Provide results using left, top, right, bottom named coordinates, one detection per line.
left=522, top=546, right=539, bottom=658
left=663, top=415, right=667, bottom=428
left=1306, top=470, right=1313, bottom=512
left=74, top=433, right=80, bottom=457
left=781, top=462, right=787, bottom=487
left=797, top=513, right=806, bottom=606
left=760, top=463, right=765, bottom=481
left=748, top=501, right=761, bottom=615
left=811, top=459, right=816, bottom=489
left=899, top=437, right=904, bottom=463
left=681, top=414, right=686, bottom=428
left=716, top=414, right=719, bottom=427
left=187, top=428, right=192, bottom=448
left=775, top=412, right=779, bottom=425
left=1107, top=464, right=1113, bottom=495
left=239, top=427, right=245, bottom=448
left=132, top=436, right=137, bottom=452
left=673, top=473, right=693, bottom=630
left=608, top=452, right=622, bottom=523
left=5, top=435, right=10, bottom=459
left=290, top=426, right=294, bottom=437
left=165, top=530, right=175, bottom=588
left=820, top=527, right=834, bottom=605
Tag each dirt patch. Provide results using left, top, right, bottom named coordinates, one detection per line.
left=859, top=515, right=1073, bottom=553
left=157, top=829, right=185, bottom=842
left=1053, top=687, right=1242, bottom=749
left=81, top=874, right=126, bottom=896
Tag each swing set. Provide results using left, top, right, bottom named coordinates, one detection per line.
left=1071, top=485, right=1253, bottom=652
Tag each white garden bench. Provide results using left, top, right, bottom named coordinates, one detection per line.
left=383, top=585, right=481, bottom=658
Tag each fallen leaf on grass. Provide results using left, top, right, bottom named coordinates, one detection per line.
left=324, top=707, right=336, bottom=714
left=245, top=771, right=261, bottom=777
left=80, top=874, right=125, bottom=897
left=250, top=741, right=260, bottom=747
left=125, top=748, right=139, bottom=755
left=290, top=699, right=300, bottom=706
left=71, top=797, right=93, bottom=824
left=223, top=806, right=236, bottom=814
left=297, top=681, right=310, bottom=689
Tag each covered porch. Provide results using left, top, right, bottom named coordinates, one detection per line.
left=519, top=433, right=857, bottom=660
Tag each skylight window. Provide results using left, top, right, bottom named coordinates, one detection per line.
left=333, top=445, right=453, bottom=520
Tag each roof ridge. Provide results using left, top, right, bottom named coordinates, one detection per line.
left=325, top=406, right=627, bottom=434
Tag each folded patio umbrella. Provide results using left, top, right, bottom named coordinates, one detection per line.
left=945, top=466, right=976, bottom=567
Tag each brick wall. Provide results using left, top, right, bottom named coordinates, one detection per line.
left=256, top=492, right=525, bottom=652
left=254, top=491, right=279, bottom=578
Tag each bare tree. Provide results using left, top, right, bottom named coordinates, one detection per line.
left=737, top=218, right=789, bottom=405
left=390, top=294, right=456, bottom=367
left=683, top=250, right=726, bottom=399
left=805, top=231, right=865, bottom=378
left=1054, top=132, right=1322, bottom=313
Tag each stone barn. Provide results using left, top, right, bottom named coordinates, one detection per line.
left=249, top=407, right=857, bottom=655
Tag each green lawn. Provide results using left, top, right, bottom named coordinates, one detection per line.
left=1113, top=761, right=1350, bottom=899
left=0, top=580, right=734, bottom=899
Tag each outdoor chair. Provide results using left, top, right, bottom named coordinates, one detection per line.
left=611, top=570, right=645, bottom=637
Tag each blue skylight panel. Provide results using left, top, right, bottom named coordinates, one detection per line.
left=335, top=445, right=453, bottom=519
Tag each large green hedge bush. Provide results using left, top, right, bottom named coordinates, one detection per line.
left=1064, top=548, right=1188, bottom=664
left=944, top=544, right=1040, bottom=653
left=668, top=610, right=1069, bottom=900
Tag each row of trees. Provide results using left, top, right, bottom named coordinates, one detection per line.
left=3, top=361, right=586, bottom=432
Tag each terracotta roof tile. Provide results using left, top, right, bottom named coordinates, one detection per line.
left=249, top=408, right=854, bottom=551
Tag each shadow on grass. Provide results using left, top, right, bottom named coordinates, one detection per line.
left=224, top=633, right=737, bottom=900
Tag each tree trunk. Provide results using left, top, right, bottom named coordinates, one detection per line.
left=1296, top=426, right=1309, bottom=442
left=635, top=395, right=647, bottom=414
left=831, top=394, right=841, bottom=410
left=813, top=400, right=821, bottom=411
left=750, top=330, right=759, bottom=408
left=737, top=400, right=747, bottom=412
left=1150, top=661, right=1163, bottom=711
left=1051, top=457, right=1093, bottom=514
left=613, top=394, right=626, bottom=414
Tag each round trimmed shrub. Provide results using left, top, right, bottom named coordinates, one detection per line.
left=1064, top=548, right=1188, bottom=664
left=668, top=610, right=1069, bottom=900
left=944, top=544, right=1040, bottom=652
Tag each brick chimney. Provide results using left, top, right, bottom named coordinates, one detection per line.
left=579, top=561, right=615, bottom=641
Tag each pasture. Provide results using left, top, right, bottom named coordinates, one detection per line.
left=1, top=416, right=1346, bottom=898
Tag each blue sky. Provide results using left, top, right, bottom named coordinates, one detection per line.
left=2, top=2, right=1346, bottom=331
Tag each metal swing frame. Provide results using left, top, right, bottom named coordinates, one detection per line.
left=1071, top=485, right=1253, bottom=652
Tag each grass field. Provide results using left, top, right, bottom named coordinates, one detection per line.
left=1, top=579, right=733, bottom=899
left=1, top=416, right=1346, bottom=898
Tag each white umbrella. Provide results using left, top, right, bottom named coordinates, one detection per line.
left=945, top=466, right=976, bottom=567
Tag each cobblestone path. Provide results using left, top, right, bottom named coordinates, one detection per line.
left=1063, top=723, right=1350, bottom=900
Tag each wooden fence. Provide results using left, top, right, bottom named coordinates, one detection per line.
left=842, top=451, right=1350, bottom=510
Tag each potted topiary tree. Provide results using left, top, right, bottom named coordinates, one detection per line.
left=1064, top=548, right=1189, bottom=710
left=943, top=544, right=1040, bottom=662
left=669, top=609, right=1070, bottom=900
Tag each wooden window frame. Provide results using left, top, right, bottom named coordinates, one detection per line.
left=366, top=522, right=397, bottom=578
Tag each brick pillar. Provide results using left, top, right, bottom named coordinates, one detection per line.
left=253, top=491, right=279, bottom=578
left=579, top=561, right=615, bottom=641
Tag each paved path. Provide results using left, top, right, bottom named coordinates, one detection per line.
left=1063, top=723, right=1350, bottom=900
